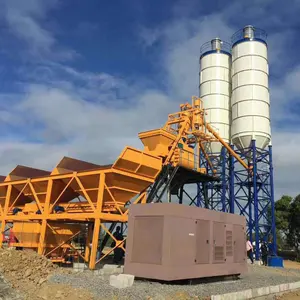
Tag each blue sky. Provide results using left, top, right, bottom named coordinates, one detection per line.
left=0, top=0, right=300, bottom=199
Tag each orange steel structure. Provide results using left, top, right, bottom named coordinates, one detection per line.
left=0, top=97, right=248, bottom=269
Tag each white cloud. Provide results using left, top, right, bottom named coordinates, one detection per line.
left=272, top=132, right=300, bottom=199
left=164, top=16, right=233, bottom=99
left=270, top=64, right=300, bottom=124
left=0, top=80, right=175, bottom=174
left=139, top=14, right=234, bottom=100
left=0, top=0, right=76, bottom=61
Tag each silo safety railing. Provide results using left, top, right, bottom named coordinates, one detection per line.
left=231, top=27, right=267, bottom=45
left=200, top=40, right=231, bottom=58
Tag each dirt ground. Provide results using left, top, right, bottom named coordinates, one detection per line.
left=0, top=248, right=94, bottom=300
left=283, top=260, right=300, bottom=270
left=0, top=250, right=300, bottom=300
left=275, top=290, right=300, bottom=299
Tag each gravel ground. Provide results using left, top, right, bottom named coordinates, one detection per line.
left=0, top=274, right=22, bottom=300
left=49, top=265, right=300, bottom=300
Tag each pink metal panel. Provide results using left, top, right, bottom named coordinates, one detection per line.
left=124, top=203, right=247, bottom=281
left=195, top=219, right=210, bottom=264
left=225, top=224, right=234, bottom=264
left=233, top=224, right=246, bottom=264
left=213, top=222, right=225, bottom=263
left=131, top=216, right=164, bottom=265
left=168, top=217, right=196, bottom=266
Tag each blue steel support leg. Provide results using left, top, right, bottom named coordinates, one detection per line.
left=196, top=183, right=202, bottom=207
left=248, top=171, right=253, bottom=243
left=229, top=145, right=235, bottom=214
left=252, top=140, right=260, bottom=261
left=269, top=145, right=277, bottom=255
left=197, top=145, right=202, bottom=207
left=221, top=146, right=226, bottom=212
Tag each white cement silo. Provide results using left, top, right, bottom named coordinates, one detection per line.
left=199, top=38, right=231, bottom=153
left=231, top=26, right=271, bottom=150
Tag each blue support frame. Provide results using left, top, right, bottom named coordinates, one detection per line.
left=196, top=146, right=231, bottom=212
left=196, top=141, right=276, bottom=261
left=232, top=141, right=276, bottom=260
left=269, top=145, right=277, bottom=255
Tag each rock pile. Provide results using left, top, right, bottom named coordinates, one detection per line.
left=0, top=248, right=58, bottom=289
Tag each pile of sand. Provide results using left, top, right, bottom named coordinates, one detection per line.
left=0, top=249, right=94, bottom=300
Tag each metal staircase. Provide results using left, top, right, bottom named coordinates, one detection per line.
left=146, top=165, right=180, bottom=203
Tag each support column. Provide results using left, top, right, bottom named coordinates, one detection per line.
left=196, top=184, right=202, bottom=207
left=141, top=192, right=147, bottom=204
left=0, top=185, right=12, bottom=247
left=38, top=179, right=53, bottom=255
left=89, top=218, right=100, bottom=269
left=248, top=162, right=253, bottom=244
left=203, top=184, right=209, bottom=209
left=229, top=145, right=235, bottom=214
left=252, top=140, right=260, bottom=260
left=38, top=220, right=47, bottom=255
left=0, top=221, right=6, bottom=248
left=167, top=186, right=171, bottom=203
left=85, top=224, right=93, bottom=262
left=89, top=173, right=105, bottom=269
left=221, top=146, right=226, bottom=212
left=197, top=144, right=204, bottom=207
left=269, top=145, right=277, bottom=255
left=179, top=186, right=184, bottom=204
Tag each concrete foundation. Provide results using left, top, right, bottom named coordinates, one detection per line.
left=109, top=274, right=135, bottom=289
left=211, top=280, right=300, bottom=300
left=72, top=263, right=88, bottom=272
left=94, top=265, right=124, bottom=279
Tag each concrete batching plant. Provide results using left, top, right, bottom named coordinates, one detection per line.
left=0, top=97, right=249, bottom=270
left=0, top=24, right=275, bottom=269
left=198, top=25, right=276, bottom=260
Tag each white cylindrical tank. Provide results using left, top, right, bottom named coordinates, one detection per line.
left=199, top=38, right=231, bottom=154
left=231, top=25, right=271, bottom=150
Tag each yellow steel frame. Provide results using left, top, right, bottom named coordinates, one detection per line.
left=0, top=168, right=149, bottom=269
left=162, top=96, right=249, bottom=170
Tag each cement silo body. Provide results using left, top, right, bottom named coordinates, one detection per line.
left=199, top=38, right=231, bottom=153
left=231, top=26, right=271, bottom=150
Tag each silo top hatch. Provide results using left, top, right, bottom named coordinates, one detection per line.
left=231, top=25, right=268, bottom=47
left=200, top=38, right=231, bottom=59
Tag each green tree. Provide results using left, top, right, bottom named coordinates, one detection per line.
left=266, top=195, right=292, bottom=249
left=287, top=194, right=300, bottom=258
left=275, top=195, right=293, bottom=237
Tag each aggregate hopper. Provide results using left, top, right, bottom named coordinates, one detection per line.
left=0, top=166, right=51, bottom=215
left=48, top=146, right=163, bottom=213
left=10, top=221, right=84, bottom=263
left=1, top=146, right=162, bottom=265
left=1, top=147, right=162, bottom=219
